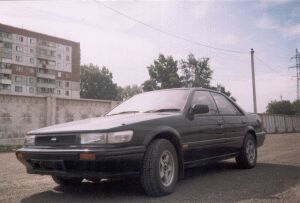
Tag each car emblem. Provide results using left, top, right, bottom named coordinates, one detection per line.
left=50, top=137, right=57, bottom=142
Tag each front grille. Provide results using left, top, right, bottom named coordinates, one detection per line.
left=35, top=134, right=78, bottom=146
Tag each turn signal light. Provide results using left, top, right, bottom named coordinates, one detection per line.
left=79, top=153, right=96, bottom=161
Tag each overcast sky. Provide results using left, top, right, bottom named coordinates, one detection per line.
left=0, top=0, right=299, bottom=112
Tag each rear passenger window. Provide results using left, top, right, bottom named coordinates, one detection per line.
left=191, top=91, right=218, bottom=115
left=211, top=93, right=241, bottom=115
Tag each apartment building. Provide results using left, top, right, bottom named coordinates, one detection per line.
left=0, top=23, right=80, bottom=98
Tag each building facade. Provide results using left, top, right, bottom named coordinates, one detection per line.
left=0, top=23, right=80, bottom=98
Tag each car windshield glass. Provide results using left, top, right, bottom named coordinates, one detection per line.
left=106, top=90, right=190, bottom=115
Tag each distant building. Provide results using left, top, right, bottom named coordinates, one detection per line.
left=0, top=23, right=80, bottom=98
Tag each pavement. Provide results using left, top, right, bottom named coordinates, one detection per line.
left=0, top=133, right=299, bottom=203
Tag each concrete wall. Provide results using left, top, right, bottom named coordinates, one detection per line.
left=259, top=113, right=300, bottom=134
left=1, top=94, right=299, bottom=145
left=0, top=93, right=118, bottom=145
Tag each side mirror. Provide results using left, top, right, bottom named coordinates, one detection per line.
left=191, top=104, right=209, bottom=115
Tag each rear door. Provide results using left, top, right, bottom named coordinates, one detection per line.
left=183, top=90, right=225, bottom=162
left=210, top=92, right=245, bottom=154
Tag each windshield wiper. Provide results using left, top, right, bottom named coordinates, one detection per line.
left=144, top=108, right=181, bottom=113
left=108, top=111, right=139, bottom=116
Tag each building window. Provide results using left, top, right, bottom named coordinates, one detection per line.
left=15, top=86, right=22, bottom=92
left=29, top=87, right=35, bottom=93
left=2, top=84, right=11, bottom=90
left=16, top=66, right=23, bottom=72
left=29, top=77, right=34, bottom=83
left=57, top=54, right=61, bottom=59
left=15, top=76, right=22, bottom=82
left=58, top=72, right=61, bottom=77
left=15, top=55, right=22, bottom=62
left=30, top=48, right=34, bottom=54
left=57, top=90, right=61, bottom=95
left=66, top=55, right=70, bottom=61
left=0, top=32, right=11, bottom=39
left=66, top=73, right=71, bottom=79
left=17, top=36, right=24, bottom=42
left=0, top=62, right=11, bottom=69
left=65, top=90, right=69, bottom=96
left=65, top=81, right=69, bottom=88
left=4, top=42, right=12, bottom=49
left=50, top=50, right=55, bottom=57
left=30, top=38, right=34, bottom=44
left=29, top=68, right=35, bottom=74
left=66, top=46, right=70, bottom=52
left=16, top=46, right=23, bottom=52
left=30, top=58, right=35, bottom=64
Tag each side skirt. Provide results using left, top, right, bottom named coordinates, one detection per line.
left=184, top=152, right=239, bottom=169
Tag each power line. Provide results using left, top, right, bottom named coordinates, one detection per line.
left=94, top=0, right=248, bottom=55
left=254, top=55, right=287, bottom=75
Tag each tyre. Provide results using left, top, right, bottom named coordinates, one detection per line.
left=141, top=139, right=178, bottom=196
left=52, top=176, right=83, bottom=186
left=236, top=133, right=257, bottom=169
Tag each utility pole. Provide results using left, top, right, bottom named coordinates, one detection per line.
left=251, top=48, right=257, bottom=113
left=289, top=49, right=300, bottom=100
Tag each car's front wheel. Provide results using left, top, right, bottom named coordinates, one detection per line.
left=141, top=139, right=178, bottom=196
left=52, top=176, right=83, bottom=187
left=236, top=133, right=257, bottom=169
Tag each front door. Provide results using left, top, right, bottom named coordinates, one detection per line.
left=183, top=91, right=225, bottom=163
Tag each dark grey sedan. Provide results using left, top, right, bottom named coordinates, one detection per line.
left=16, top=88, right=266, bottom=196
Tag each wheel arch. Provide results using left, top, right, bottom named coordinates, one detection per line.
left=143, top=127, right=184, bottom=179
left=246, top=126, right=257, bottom=143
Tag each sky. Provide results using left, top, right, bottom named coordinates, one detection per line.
left=0, top=0, right=299, bottom=112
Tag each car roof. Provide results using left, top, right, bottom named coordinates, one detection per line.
left=166, top=87, right=222, bottom=94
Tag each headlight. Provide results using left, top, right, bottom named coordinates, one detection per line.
left=24, top=135, right=35, bottom=146
left=107, top=130, right=133, bottom=144
left=80, top=130, right=133, bottom=144
left=80, top=133, right=106, bottom=144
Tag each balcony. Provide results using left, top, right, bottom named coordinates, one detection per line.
left=0, top=68, right=12, bottom=74
left=37, top=72, right=56, bottom=80
left=0, top=36, right=12, bottom=42
left=36, top=53, right=56, bottom=61
left=37, top=82, right=56, bottom=89
left=0, top=78, right=12, bottom=85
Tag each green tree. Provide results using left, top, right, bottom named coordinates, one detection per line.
left=180, top=54, right=213, bottom=88
left=119, top=85, right=143, bottom=100
left=209, top=84, right=236, bottom=101
left=80, top=64, right=119, bottom=100
left=266, top=100, right=295, bottom=115
left=292, top=100, right=300, bottom=115
left=142, top=54, right=181, bottom=91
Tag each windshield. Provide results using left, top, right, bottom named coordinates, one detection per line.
left=107, top=89, right=190, bottom=115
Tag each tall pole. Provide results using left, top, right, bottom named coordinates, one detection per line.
left=289, top=49, right=300, bottom=100
left=251, top=48, right=257, bottom=113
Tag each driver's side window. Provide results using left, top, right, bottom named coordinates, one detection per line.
left=191, top=91, right=218, bottom=115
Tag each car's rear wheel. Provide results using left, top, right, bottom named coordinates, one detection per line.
left=236, top=133, right=257, bottom=169
left=141, top=139, right=178, bottom=196
left=52, top=175, right=83, bottom=186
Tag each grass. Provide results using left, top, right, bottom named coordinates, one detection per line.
left=0, top=145, right=22, bottom=153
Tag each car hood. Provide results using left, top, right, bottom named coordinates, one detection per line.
left=28, top=113, right=179, bottom=135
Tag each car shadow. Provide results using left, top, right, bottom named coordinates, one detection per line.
left=21, top=161, right=300, bottom=203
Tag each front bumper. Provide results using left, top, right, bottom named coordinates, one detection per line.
left=16, top=146, right=146, bottom=178
left=256, top=131, right=266, bottom=147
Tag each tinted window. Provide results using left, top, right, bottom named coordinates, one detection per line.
left=211, top=93, right=241, bottom=115
left=191, top=91, right=218, bottom=115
